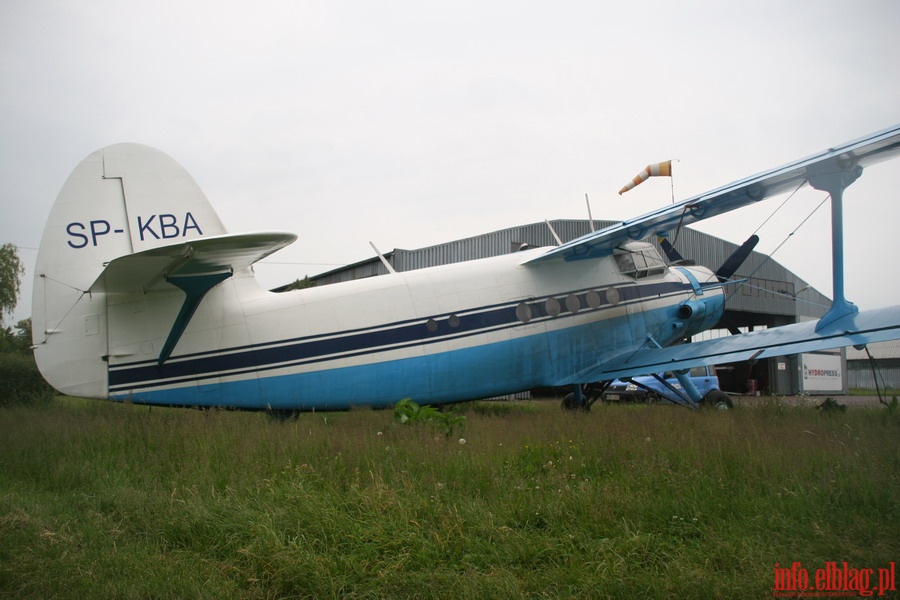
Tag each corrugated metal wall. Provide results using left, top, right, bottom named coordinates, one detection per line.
left=393, top=220, right=604, bottom=271
left=847, top=361, right=900, bottom=390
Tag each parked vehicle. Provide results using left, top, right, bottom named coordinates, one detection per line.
left=601, top=365, right=730, bottom=407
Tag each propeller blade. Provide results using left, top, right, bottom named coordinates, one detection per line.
left=717, top=315, right=744, bottom=335
left=715, top=235, right=759, bottom=282
left=657, top=236, right=685, bottom=263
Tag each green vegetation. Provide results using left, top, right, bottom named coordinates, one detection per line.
left=393, top=398, right=466, bottom=438
left=0, top=352, right=53, bottom=407
left=1, top=319, right=54, bottom=407
left=1, top=398, right=898, bottom=598
left=0, top=244, right=52, bottom=406
left=0, top=243, right=25, bottom=323
left=278, top=276, right=317, bottom=292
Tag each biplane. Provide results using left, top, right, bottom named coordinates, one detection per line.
left=31, top=125, right=900, bottom=410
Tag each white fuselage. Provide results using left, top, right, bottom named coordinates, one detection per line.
left=101, top=248, right=723, bottom=409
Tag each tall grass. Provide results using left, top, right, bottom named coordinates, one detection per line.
left=1, top=398, right=897, bottom=598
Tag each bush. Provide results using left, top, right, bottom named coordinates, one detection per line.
left=0, top=352, right=54, bottom=406
left=815, top=397, right=847, bottom=413
left=393, top=398, right=465, bottom=437
left=0, top=320, right=31, bottom=354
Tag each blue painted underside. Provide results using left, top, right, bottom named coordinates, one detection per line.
left=111, top=304, right=676, bottom=410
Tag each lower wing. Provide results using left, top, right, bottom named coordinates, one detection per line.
left=573, top=305, right=900, bottom=383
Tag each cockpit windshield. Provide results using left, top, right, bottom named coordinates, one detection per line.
left=614, top=242, right=667, bottom=279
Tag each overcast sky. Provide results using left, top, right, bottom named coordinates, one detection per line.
left=2, top=0, right=899, bottom=326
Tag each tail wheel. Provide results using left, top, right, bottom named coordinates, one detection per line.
left=701, top=389, right=733, bottom=410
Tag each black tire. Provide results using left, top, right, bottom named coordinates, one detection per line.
left=701, top=389, right=733, bottom=410
left=562, top=393, right=579, bottom=410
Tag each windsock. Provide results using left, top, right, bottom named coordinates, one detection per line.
left=618, top=160, right=672, bottom=195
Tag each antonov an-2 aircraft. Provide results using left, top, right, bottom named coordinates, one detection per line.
left=32, top=125, right=900, bottom=411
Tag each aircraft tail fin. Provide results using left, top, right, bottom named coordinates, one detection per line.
left=31, top=144, right=233, bottom=397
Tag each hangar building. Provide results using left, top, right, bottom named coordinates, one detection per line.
left=306, top=219, right=848, bottom=396
left=846, top=341, right=900, bottom=391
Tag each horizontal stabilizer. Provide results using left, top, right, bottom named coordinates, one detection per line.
left=90, top=231, right=297, bottom=293
left=571, top=305, right=900, bottom=384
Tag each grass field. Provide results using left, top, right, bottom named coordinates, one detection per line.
left=1, top=396, right=898, bottom=599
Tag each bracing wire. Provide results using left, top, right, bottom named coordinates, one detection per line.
left=40, top=273, right=87, bottom=294
left=35, top=274, right=89, bottom=345
left=751, top=180, right=806, bottom=237
left=725, top=192, right=830, bottom=304
left=36, top=291, right=87, bottom=345
left=864, top=346, right=886, bottom=405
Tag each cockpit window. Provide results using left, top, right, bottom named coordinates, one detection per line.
left=614, top=242, right=667, bottom=279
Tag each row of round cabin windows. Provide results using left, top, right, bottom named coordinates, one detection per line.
left=425, top=315, right=460, bottom=332
left=425, top=288, right=623, bottom=331
left=517, top=288, right=621, bottom=323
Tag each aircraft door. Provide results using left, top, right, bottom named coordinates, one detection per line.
left=623, top=286, right=648, bottom=350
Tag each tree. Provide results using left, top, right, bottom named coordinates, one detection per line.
left=0, top=318, right=31, bottom=354
left=1, top=319, right=32, bottom=354
left=0, top=243, right=25, bottom=325
left=280, top=276, right=317, bottom=291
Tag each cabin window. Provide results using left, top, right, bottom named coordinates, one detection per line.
left=545, top=298, right=561, bottom=317
left=614, top=242, right=667, bottom=279
left=516, top=302, right=533, bottom=323
left=605, top=287, right=620, bottom=305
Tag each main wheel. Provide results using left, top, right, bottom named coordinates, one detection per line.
left=701, top=389, right=733, bottom=410
left=562, top=392, right=579, bottom=410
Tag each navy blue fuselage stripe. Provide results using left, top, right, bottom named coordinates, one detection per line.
left=111, top=321, right=516, bottom=392
left=109, top=281, right=692, bottom=391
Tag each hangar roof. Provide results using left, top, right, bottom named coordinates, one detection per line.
left=309, top=219, right=831, bottom=322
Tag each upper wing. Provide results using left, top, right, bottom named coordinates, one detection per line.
left=569, top=305, right=900, bottom=384
left=525, top=124, right=900, bottom=264
left=90, top=231, right=297, bottom=293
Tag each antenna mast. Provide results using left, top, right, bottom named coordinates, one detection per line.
left=584, top=193, right=595, bottom=232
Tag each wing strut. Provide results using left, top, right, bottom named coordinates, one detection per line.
left=158, top=271, right=232, bottom=365
left=805, top=155, right=863, bottom=332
